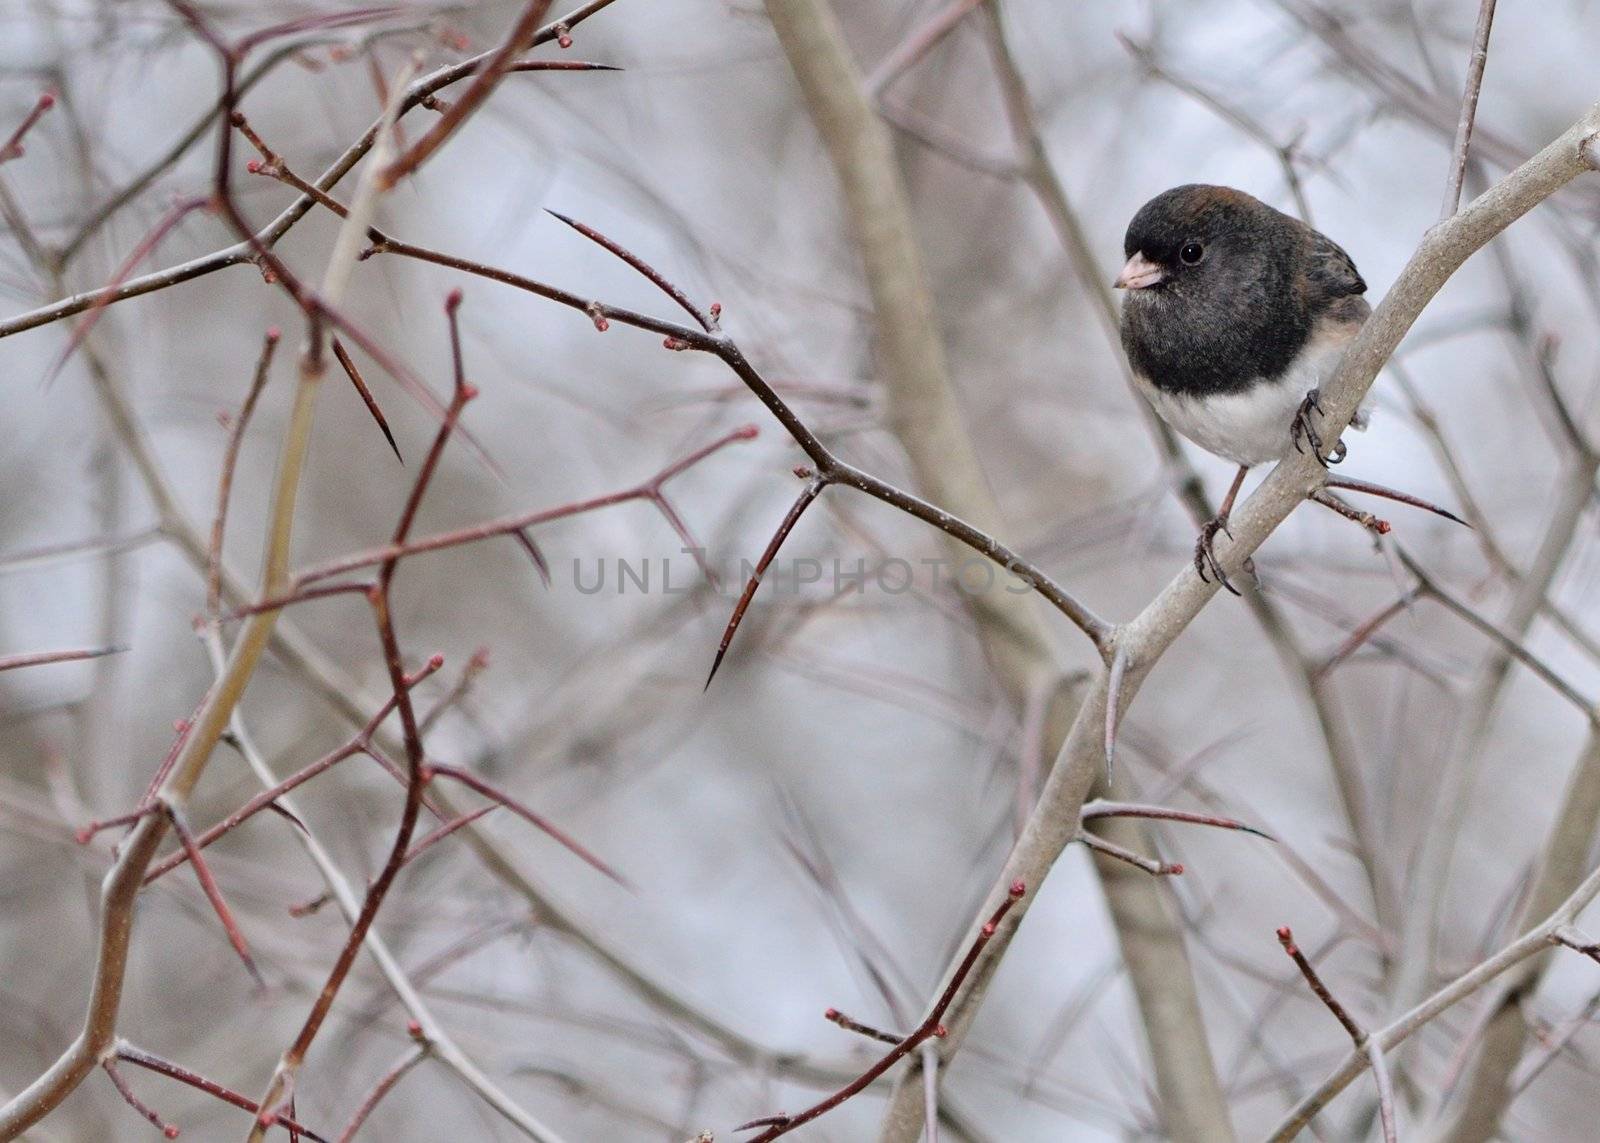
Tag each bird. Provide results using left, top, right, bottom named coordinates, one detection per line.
left=1115, top=183, right=1390, bottom=593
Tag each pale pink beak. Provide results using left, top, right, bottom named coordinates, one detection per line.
left=1114, top=251, right=1166, bottom=290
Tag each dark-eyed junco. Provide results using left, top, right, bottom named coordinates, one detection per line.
left=1115, top=184, right=1372, bottom=590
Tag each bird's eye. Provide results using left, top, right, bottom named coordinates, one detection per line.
left=1179, top=242, right=1205, bottom=265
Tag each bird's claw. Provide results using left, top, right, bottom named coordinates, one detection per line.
left=1292, top=388, right=1345, bottom=467
left=1194, top=514, right=1242, bottom=596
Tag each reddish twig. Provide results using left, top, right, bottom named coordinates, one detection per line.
left=400, top=805, right=497, bottom=868
left=166, top=804, right=264, bottom=986
left=144, top=743, right=358, bottom=881
left=1312, top=586, right=1423, bottom=680
left=287, top=425, right=756, bottom=589
left=113, top=1043, right=326, bottom=1141
left=139, top=706, right=206, bottom=806
left=1552, top=926, right=1600, bottom=968
left=0, top=645, right=124, bottom=673
left=247, top=294, right=477, bottom=1130
left=100, top=1056, right=180, bottom=1140
left=143, top=657, right=443, bottom=884
left=743, top=882, right=1026, bottom=1141
left=735, top=1115, right=792, bottom=1132
left=75, top=804, right=159, bottom=846
left=1080, top=831, right=1183, bottom=877
left=361, top=219, right=1111, bottom=654
left=706, top=476, right=825, bottom=688
left=222, top=581, right=378, bottom=622
left=425, top=763, right=623, bottom=884
left=0, top=2, right=620, bottom=344
left=0, top=90, right=55, bottom=163
left=330, top=338, right=403, bottom=462
left=378, top=0, right=554, bottom=187
left=1323, top=475, right=1469, bottom=527
left=45, top=194, right=213, bottom=386
left=1276, top=925, right=1365, bottom=1044
left=1276, top=926, right=1398, bottom=1141
left=546, top=207, right=714, bottom=331
left=1309, top=489, right=1390, bottom=536
left=418, top=645, right=491, bottom=735
left=232, top=6, right=408, bottom=56
left=824, top=1007, right=904, bottom=1046
left=336, top=1039, right=428, bottom=1142
left=158, top=11, right=495, bottom=472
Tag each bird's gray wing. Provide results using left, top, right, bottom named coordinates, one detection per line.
left=1298, top=223, right=1367, bottom=298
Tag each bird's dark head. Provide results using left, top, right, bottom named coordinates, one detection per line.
left=1115, top=184, right=1285, bottom=302
left=1116, top=184, right=1339, bottom=398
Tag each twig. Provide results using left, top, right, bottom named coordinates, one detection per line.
left=195, top=630, right=563, bottom=1143
left=336, top=1041, right=429, bottom=1143
left=208, top=329, right=280, bottom=615
left=1441, top=0, right=1499, bottom=218
left=243, top=293, right=491, bottom=1140
left=1277, top=926, right=1396, bottom=1141
left=825, top=1008, right=904, bottom=1046
left=0, top=1, right=621, bottom=341
left=379, top=1, right=554, bottom=187
left=111, top=1043, right=325, bottom=1141
left=1268, top=854, right=1600, bottom=1139
left=364, top=206, right=1110, bottom=654
left=426, top=763, right=623, bottom=885
left=1366, top=1038, right=1398, bottom=1143
left=1104, top=642, right=1128, bottom=775
left=742, top=882, right=1025, bottom=1141
left=1551, top=926, right=1600, bottom=967
left=165, top=803, right=264, bottom=987
left=1080, top=831, right=1183, bottom=877
left=1277, top=926, right=1365, bottom=1044
left=1080, top=800, right=1273, bottom=840
left=329, top=338, right=402, bottom=462
left=864, top=0, right=988, bottom=98
left=707, top=477, right=824, bottom=687
left=1397, top=547, right=1598, bottom=722
left=0, top=90, right=54, bottom=164
left=140, top=664, right=438, bottom=884
left=100, top=1056, right=179, bottom=1140
left=1118, top=33, right=1315, bottom=224
left=275, top=425, right=752, bottom=591
left=0, top=646, right=124, bottom=673
left=0, top=277, right=328, bottom=1141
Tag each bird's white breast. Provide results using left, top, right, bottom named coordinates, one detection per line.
left=1133, top=332, right=1366, bottom=468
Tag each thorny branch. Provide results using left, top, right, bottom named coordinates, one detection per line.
left=1275, top=926, right=1396, bottom=1143
left=3, top=4, right=1600, bottom=1133
left=0, top=6, right=624, bottom=1137
left=875, top=100, right=1600, bottom=1143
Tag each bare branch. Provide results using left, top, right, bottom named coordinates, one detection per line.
left=1441, top=0, right=1499, bottom=218
left=877, top=98, right=1600, bottom=1143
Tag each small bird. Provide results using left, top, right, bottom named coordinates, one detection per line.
left=1115, top=184, right=1377, bottom=591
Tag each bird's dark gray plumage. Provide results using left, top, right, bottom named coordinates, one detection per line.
left=1115, top=184, right=1373, bottom=589
left=1116, top=184, right=1370, bottom=469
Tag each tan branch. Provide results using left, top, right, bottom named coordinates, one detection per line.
left=874, top=100, right=1600, bottom=1143
left=1268, top=853, right=1600, bottom=1140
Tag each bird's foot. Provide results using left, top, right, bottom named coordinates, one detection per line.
left=1194, top=513, right=1242, bottom=596
left=1292, top=388, right=1346, bottom=466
